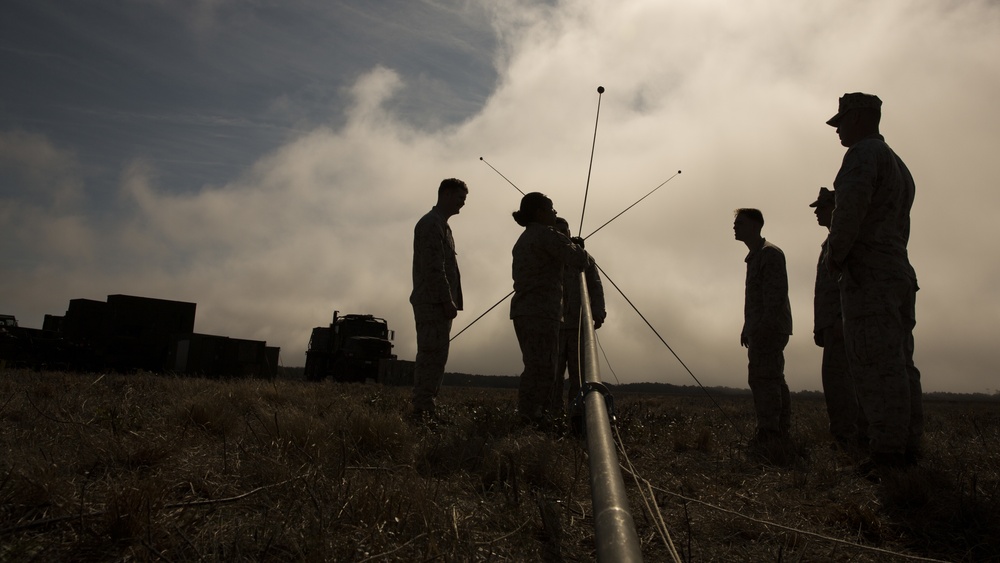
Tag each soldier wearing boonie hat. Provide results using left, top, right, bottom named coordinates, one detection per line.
left=510, top=193, right=592, bottom=429
left=823, top=93, right=923, bottom=475
left=810, top=187, right=868, bottom=452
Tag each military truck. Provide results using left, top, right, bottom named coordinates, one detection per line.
left=303, top=311, right=395, bottom=382
left=0, top=314, right=68, bottom=370
left=0, top=315, right=21, bottom=368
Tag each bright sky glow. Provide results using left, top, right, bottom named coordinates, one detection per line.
left=3, top=0, right=999, bottom=393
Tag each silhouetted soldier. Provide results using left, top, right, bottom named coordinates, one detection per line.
left=734, top=208, right=793, bottom=450
left=410, top=178, right=468, bottom=420
left=811, top=187, right=867, bottom=450
left=511, top=193, right=591, bottom=428
left=825, top=93, right=923, bottom=470
left=552, top=217, right=606, bottom=417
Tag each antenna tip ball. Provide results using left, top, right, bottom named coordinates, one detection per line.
left=597, top=86, right=605, bottom=93
left=479, top=156, right=483, bottom=160
left=678, top=170, right=682, bottom=174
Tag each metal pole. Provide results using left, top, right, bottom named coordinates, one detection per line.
left=578, top=272, right=643, bottom=562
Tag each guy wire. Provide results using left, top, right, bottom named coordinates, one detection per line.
left=595, top=332, right=621, bottom=386
left=450, top=290, right=513, bottom=342
left=595, top=263, right=747, bottom=439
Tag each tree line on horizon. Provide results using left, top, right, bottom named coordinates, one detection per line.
left=278, top=366, right=997, bottom=400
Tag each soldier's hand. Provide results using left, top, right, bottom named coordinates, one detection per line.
left=593, top=318, right=603, bottom=330
left=570, top=236, right=585, bottom=248
left=740, top=332, right=748, bottom=348
left=814, top=331, right=825, bottom=347
left=443, top=302, right=458, bottom=320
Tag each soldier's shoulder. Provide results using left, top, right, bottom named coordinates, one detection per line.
left=762, top=240, right=786, bottom=255
left=847, top=135, right=891, bottom=157
left=415, top=210, right=443, bottom=230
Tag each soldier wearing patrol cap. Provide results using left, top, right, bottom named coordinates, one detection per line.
left=826, top=92, right=884, bottom=127
left=825, top=93, right=924, bottom=472
left=811, top=187, right=867, bottom=451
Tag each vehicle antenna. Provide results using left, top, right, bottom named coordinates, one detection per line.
left=583, top=171, right=682, bottom=240
left=479, top=157, right=525, bottom=195
left=578, top=86, right=604, bottom=234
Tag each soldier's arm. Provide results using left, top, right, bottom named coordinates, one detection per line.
left=761, top=249, right=789, bottom=332
left=548, top=228, right=591, bottom=271
left=414, top=219, right=454, bottom=305
left=828, top=145, right=877, bottom=269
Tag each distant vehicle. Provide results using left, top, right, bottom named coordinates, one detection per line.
left=0, top=314, right=65, bottom=369
left=0, top=315, right=21, bottom=368
left=304, top=311, right=395, bottom=382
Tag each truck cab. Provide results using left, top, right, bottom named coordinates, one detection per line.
left=304, top=311, right=395, bottom=382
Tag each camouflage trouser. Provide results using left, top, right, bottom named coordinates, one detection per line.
left=820, top=323, right=868, bottom=444
left=412, top=304, right=453, bottom=412
left=513, top=316, right=560, bottom=422
left=747, top=331, right=792, bottom=436
left=840, top=267, right=923, bottom=455
left=553, top=327, right=582, bottom=416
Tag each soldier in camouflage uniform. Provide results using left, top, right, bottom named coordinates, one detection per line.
left=511, top=194, right=592, bottom=426
left=811, top=187, right=868, bottom=449
left=825, top=93, right=923, bottom=469
left=734, top=208, right=793, bottom=445
left=410, top=178, right=468, bottom=419
left=552, top=217, right=606, bottom=417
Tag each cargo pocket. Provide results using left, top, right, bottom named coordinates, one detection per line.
left=846, top=314, right=895, bottom=367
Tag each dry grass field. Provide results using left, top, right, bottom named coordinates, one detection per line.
left=1, top=368, right=998, bottom=562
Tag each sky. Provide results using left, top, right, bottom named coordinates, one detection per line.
left=2, top=0, right=999, bottom=394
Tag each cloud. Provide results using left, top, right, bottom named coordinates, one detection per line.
left=3, top=0, right=1000, bottom=393
left=0, top=131, right=97, bottom=269
left=0, top=130, right=84, bottom=207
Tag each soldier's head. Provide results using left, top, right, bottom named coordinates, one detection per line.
left=554, top=217, right=571, bottom=237
left=809, top=187, right=835, bottom=228
left=436, top=178, right=468, bottom=217
left=513, top=192, right=557, bottom=227
left=733, top=208, right=764, bottom=243
left=827, top=92, right=881, bottom=148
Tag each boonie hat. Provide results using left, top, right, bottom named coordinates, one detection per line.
left=826, top=92, right=882, bottom=126
left=809, top=187, right=835, bottom=208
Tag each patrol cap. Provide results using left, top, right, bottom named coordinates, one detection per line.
left=809, top=187, right=835, bottom=208
left=826, top=92, right=882, bottom=126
